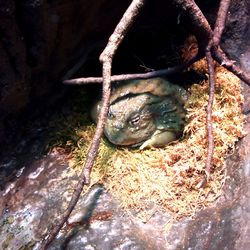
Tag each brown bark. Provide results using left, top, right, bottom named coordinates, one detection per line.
left=63, top=54, right=200, bottom=85
left=204, top=0, right=232, bottom=177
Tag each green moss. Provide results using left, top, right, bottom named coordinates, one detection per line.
left=46, top=63, right=244, bottom=220
left=47, top=89, right=94, bottom=151
left=47, top=88, right=116, bottom=178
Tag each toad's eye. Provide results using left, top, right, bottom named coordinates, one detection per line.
left=129, top=115, right=140, bottom=126
left=108, top=111, right=115, bottom=119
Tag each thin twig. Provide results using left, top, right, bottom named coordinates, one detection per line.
left=205, top=49, right=215, bottom=177
left=212, top=0, right=231, bottom=46
left=195, top=0, right=230, bottom=182
left=84, top=0, right=145, bottom=182
left=39, top=1, right=145, bottom=249
left=204, top=0, right=231, bottom=177
left=63, top=54, right=200, bottom=85
left=213, top=48, right=250, bottom=84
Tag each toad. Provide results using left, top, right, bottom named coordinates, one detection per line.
left=91, top=77, right=188, bottom=149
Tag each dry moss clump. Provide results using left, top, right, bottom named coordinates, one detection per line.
left=62, top=59, right=244, bottom=220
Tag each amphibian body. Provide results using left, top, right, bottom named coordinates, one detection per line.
left=91, top=77, right=188, bottom=149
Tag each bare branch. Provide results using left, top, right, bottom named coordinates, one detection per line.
left=213, top=0, right=231, bottom=46
left=39, top=1, right=145, bottom=249
left=203, top=0, right=231, bottom=177
left=63, top=54, right=200, bottom=85
left=213, top=48, right=250, bottom=84
left=84, top=0, right=145, bottom=182
left=205, top=50, right=215, bottom=177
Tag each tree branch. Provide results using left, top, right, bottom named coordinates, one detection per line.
left=39, top=1, right=145, bottom=249
left=204, top=0, right=231, bottom=178
left=212, top=0, right=231, bottom=46
left=63, top=54, right=200, bottom=85
left=204, top=49, right=215, bottom=177
left=195, top=0, right=230, bottom=186
left=212, top=48, right=250, bottom=84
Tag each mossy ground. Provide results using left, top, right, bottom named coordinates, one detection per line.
left=49, top=59, right=244, bottom=220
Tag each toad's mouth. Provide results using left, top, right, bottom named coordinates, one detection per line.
left=104, top=129, right=154, bottom=147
